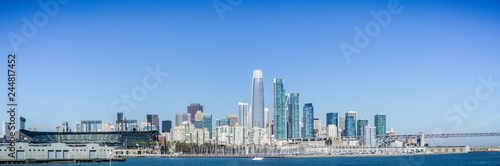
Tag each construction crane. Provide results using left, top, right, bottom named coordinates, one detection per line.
left=29, top=124, right=48, bottom=131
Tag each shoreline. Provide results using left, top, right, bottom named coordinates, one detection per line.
left=122, top=152, right=479, bottom=159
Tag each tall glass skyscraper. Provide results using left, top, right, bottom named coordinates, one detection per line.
left=357, top=119, right=368, bottom=137
left=303, top=103, right=314, bottom=138
left=161, top=120, right=172, bottom=133
left=273, top=78, right=287, bottom=139
left=375, top=114, right=386, bottom=136
left=203, top=115, right=212, bottom=138
left=251, top=69, right=265, bottom=128
left=238, top=102, right=248, bottom=127
left=287, top=93, right=300, bottom=138
left=326, top=112, right=338, bottom=127
left=346, top=111, right=357, bottom=136
left=345, top=116, right=356, bottom=137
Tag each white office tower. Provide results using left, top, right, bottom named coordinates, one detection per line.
left=264, top=108, right=269, bottom=125
left=327, top=124, right=338, bottom=137
left=363, top=125, right=378, bottom=148
left=251, top=127, right=269, bottom=146
left=233, top=125, right=247, bottom=145
left=238, top=102, right=248, bottom=127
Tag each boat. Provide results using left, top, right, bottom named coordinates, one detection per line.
left=252, top=157, right=264, bottom=160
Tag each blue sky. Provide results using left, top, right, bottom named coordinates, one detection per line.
left=1, top=0, right=500, bottom=145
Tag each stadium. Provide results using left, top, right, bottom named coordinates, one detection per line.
left=18, top=129, right=158, bottom=147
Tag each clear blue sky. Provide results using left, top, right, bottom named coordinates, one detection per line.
left=1, top=0, right=500, bottom=146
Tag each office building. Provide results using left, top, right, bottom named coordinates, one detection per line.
left=357, top=119, right=368, bottom=137
left=216, top=118, right=230, bottom=127
left=238, top=102, right=248, bottom=127
left=303, top=103, right=314, bottom=138
left=251, top=69, right=265, bottom=128
left=346, top=111, right=357, bottom=136
left=264, top=108, right=269, bottom=125
left=375, top=114, right=386, bottom=136
left=175, top=113, right=191, bottom=126
left=203, top=115, right=212, bottom=138
left=187, top=103, right=203, bottom=124
left=326, top=112, right=338, bottom=127
left=345, top=116, right=356, bottom=137
left=161, top=120, right=172, bottom=133
left=363, top=125, right=377, bottom=148
left=339, top=116, right=345, bottom=136
left=273, top=78, right=286, bottom=139
left=227, top=115, right=238, bottom=127
left=287, top=93, right=300, bottom=139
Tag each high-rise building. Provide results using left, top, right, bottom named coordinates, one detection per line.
left=162, top=120, right=172, bottom=133
left=62, top=121, right=70, bottom=132
left=147, top=114, right=159, bottom=131
left=187, top=103, right=203, bottom=124
left=2, top=121, right=10, bottom=138
left=327, top=124, right=338, bottom=137
left=346, top=111, right=357, bottom=136
left=287, top=93, right=300, bottom=138
left=345, top=116, right=356, bottom=137
left=227, top=115, right=238, bottom=127
left=203, top=115, right=212, bottom=138
left=339, top=116, right=345, bottom=136
left=20, top=117, right=26, bottom=130
left=216, top=118, right=230, bottom=127
left=76, top=122, right=82, bottom=132
left=363, top=125, right=377, bottom=148
left=175, top=113, right=191, bottom=126
left=357, top=119, right=368, bottom=137
left=251, top=69, right=265, bottom=128
left=233, top=125, right=247, bottom=145
left=375, top=114, right=386, bottom=136
left=195, top=111, right=205, bottom=129
left=303, top=103, right=314, bottom=138
left=238, top=102, right=248, bottom=127
left=273, top=78, right=286, bottom=139
left=326, top=112, right=338, bottom=127
left=101, top=122, right=112, bottom=132
left=264, top=108, right=269, bottom=125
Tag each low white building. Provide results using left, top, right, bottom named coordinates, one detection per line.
left=0, top=143, right=113, bottom=160
left=251, top=127, right=268, bottom=146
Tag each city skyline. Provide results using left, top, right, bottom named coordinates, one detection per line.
left=1, top=0, right=500, bottom=146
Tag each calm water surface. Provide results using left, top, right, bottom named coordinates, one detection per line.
left=13, top=152, right=500, bottom=166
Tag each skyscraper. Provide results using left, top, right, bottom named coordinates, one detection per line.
left=162, top=120, right=172, bottom=133
left=375, top=114, right=386, bottom=136
left=238, top=102, right=248, bottom=127
left=227, top=115, right=238, bottom=127
left=287, top=93, right=300, bottom=138
left=251, top=69, right=265, bottom=128
left=357, top=119, right=368, bottom=137
left=303, top=103, right=314, bottom=138
left=339, top=116, right=345, bottom=136
left=264, top=108, right=269, bottom=125
left=326, top=112, right=338, bottom=127
left=346, top=111, right=357, bottom=136
left=203, top=115, right=212, bottom=138
left=363, top=125, right=377, bottom=148
left=345, top=116, right=356, bottom=137
left=187, top=103, right=203, bottom=124
left=175, top=113, right=191, bottom=126
left=273, top=78, right=287, bottom=139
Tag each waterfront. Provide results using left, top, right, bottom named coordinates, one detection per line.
left=9, top=152, right=500, bottom=166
